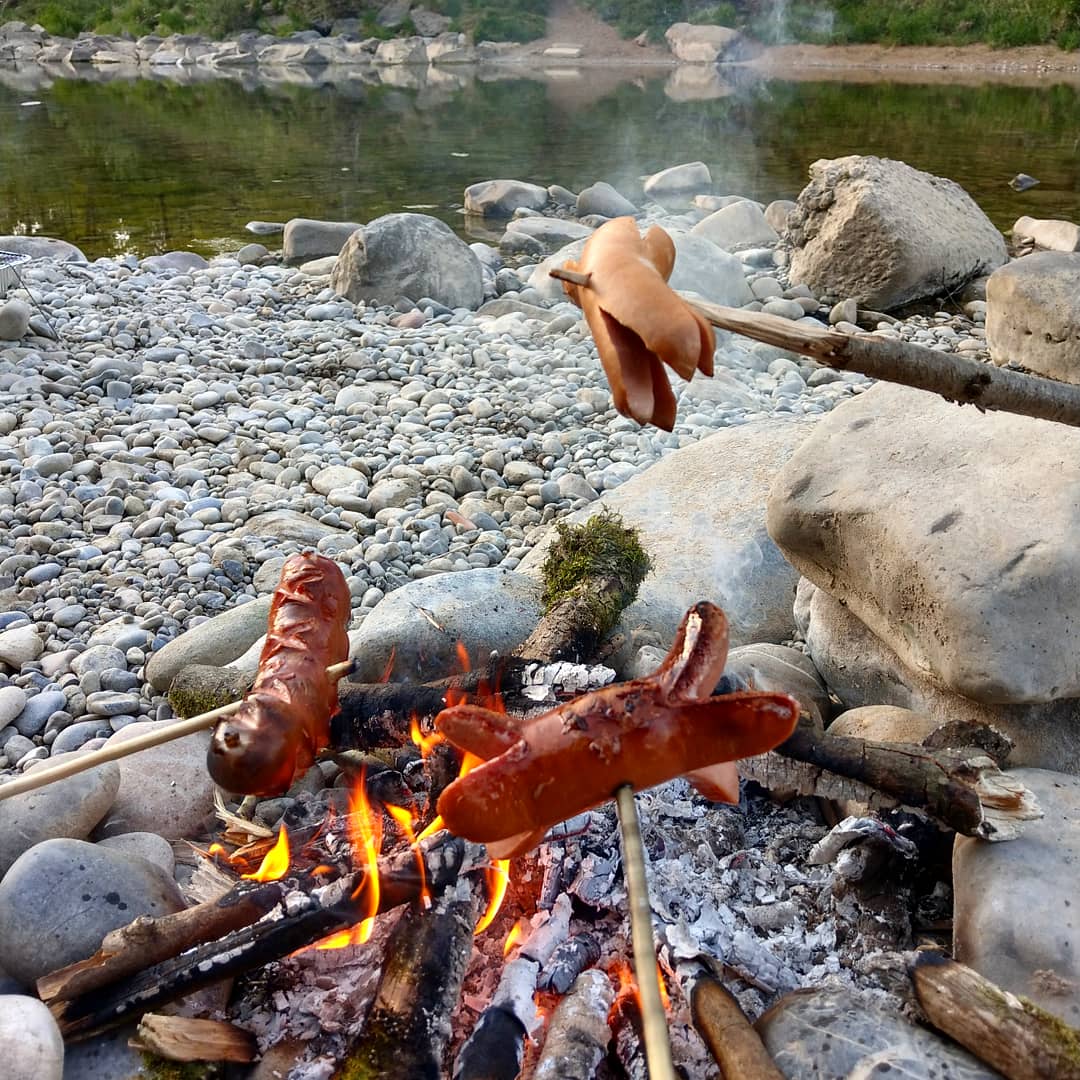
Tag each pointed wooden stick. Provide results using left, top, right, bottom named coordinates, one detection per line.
left=615, top=783, right=677, bottom=1080
left=0, top=660, right=355, bottom=802
left=547, top=265, right=1080, bottom=430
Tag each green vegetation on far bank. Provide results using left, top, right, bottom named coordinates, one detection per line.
left=585, top=0, right=1080, bottom=50
left=4, top=0, right=1080, bottom=51
left=0, top=0, right=547, bottom=43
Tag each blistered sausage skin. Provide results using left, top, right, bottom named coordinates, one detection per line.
left=207, top=552, right=351, bottom=796
left=435, top=602, right=799, bottom=858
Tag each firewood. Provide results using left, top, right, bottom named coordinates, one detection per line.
left=691, top=974, right=784, bottom=1080
left=48, top=833, right=470, bottom=1041
left=740, top=716, right=1042, bottom=840
left=533, top=968, right=615, bottom=1080
left=910, top=950, right=1080, bottom=1080
left=453, top=955, right=538, bottom=1080
left=336, top=874, right=483, bottom=1080
left=129, top=1014, right=257, bottom=1064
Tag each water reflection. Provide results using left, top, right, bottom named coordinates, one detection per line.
left=0, top=60, right=1077, bottom=258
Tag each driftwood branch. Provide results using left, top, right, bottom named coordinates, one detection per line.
left=691, top=974, right=784, bottom=1080
left=48, top=834, right=469, bottom=1041
left=549, top=265, right=1080, bottom=430
left=910, top=950, right=1080, bottom=1080
left=740, top=716, right=1042, bottom=840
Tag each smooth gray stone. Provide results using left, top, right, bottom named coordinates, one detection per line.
left=954, top=768, right=1080, bottom=1027
left=144, top=595, right=271, bottom=692
left=96, top=831, right=175, bottom=875
left=0, top=763, right=120, bottom=877
left=757, top=988, right=1003, bottom=1079
left=236, top=508, right=349, bottom=546
left=0, top=684, right=26, bottom=727
left=576, top=181, right=637, bottom=218
left=0, top=995, right=63, bottom=1080
left=0, top=838, right=184, bottom=985
left=0, top=625, right=44, bottom=668
left=350, top=567, right=542, bottom=683
left=14, top=689, right=66, bottom=736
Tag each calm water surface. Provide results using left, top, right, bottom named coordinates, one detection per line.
left=1, top=64, right=1078, bottom=259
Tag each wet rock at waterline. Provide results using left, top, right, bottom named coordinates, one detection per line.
left=464, top=179, right=549, bottom=218
left=786, top=155, right=1007, bottom=309
left=0, top=837, right=185, bottom=986
left=282, top=217, right=363, bottom=266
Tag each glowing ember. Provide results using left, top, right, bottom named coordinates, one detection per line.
left=207, top=843, right=227, bottom=859
left=241, top=825, right=291, bottom=882
left=503, top=920, right=524, bottom=956
left=656, top=961, right=671, bottom=1011
left=475, top=858, right=511, bottom=935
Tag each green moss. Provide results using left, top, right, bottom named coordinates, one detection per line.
left=138, top=1053, right=222, bottom=1080
left=540, top=511, right=650, bottom=635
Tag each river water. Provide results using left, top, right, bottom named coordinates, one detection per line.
left=1, top=61, right=1077, bottom=259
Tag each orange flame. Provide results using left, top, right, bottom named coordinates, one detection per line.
left=503, top=920, right=524, bottom=957
left=410, top=715, right=445, bottom=758
left=387, top=803, right=431, bottom=908
left=241, top=826, right=291, bottom=882
left=475, top=858, right=511, bottom=935
left=416, top=813, right=445, bottom=842
left=207, top=842, right=227, bottom=859
left=656, top=961, right=671, bottom=1011
left=346, top=773, right=384, bottom=944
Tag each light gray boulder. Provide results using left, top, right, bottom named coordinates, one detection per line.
left=349, top=568, right=543, bottom=682
left=145, top=595, right=271, bottom=691
left=576, top=182, right=638, bottom=218
left=643, top=161, right=711, bottom=198
left=0, top=235, right=86, bottom=262
left=667, top=231, right=756, bottom=307
left=0, top=762, right=120, bottom=877
left=236, top=242, right=267, bottom=265
left=786, top=155, right=1007, bottom=309
left=413, top=10, right=453, bottom=36
left=0, top=995, right=63, bottom=1079
left=1012, top=214, right=1080, bottom=252
left=464, top=179, right=549, bottom=218
left=764, top=198, right=797, bottom=232
left=283, top=217, right=363, bottom=266
left=373, top=37, right=427, bottom=65
left=986, top=251, right=1080, bottom=382
left=954, top=768, right=1080, bottom=1026
left=520, top=418, right=819, bottom=659
left=664, top=22, right=745, bottom=63
left=140, top=251, right=209, bottom=274
left=237, top=508, right=351, bottom=546
left=93, top=720, right=216, bottom=839
left=0, top=299, right=30, bottom=341
left=503, top=216, right=593, bottom=251
left=725, top=643, right=831, bottom=727
left=798, top=578, right=1080, bottom=773
left=690, top=200, right=779, bottom=251
left=757, top=988, right=1001, bottom=1078
left=0, top=838, right=184, bottom=985
left=768, top=382, right=1080, bottom=705
left=0, top=625, right=43, bottom=668
left=331, top=213, right=484, bottom=309
left=528, top=238, right=589, bottom=302
left=96, top=831, right=175, bottom=874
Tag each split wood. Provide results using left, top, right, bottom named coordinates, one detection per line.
left=43, top=832, right=469, bottom=1040
left=547, top=266, right=1080, bottom=430
left=910, top=950, right=1080, bottom=1080
left=0, top=659, right=355, bottom=803
left=615, top=783, right=677, bottom=1080
left=691, top=973, right=784, bottom=1080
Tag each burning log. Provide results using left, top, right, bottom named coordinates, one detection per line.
left=130, top=1014, right=257, bottom=1064
left=610, top=990, right=649, bottom=1080
left=740, top=716, right=1042, bottom=840
left=538, top=932, right=602, bottom=995
left=690, top=973, right=784, bottom=1080
left=48, top=833, right=469, bottom=1041
left=338, top=874, right=483, bottom=1080
left=534, top=968, right=615, bottom=1080
left=909, top=950, right=1080, bottom=1080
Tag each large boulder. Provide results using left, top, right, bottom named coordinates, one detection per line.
left=691, top=200, right=778, bottom=251
left=374, top=37, right=427, bottom=65
left=1012, top=214, right=1080, bottom=252
left=464, top=179, right=549, bottom=218
left=986, top=251, right=1080, bottom=383
left=786, top=156, right=1007, bottom=310
left=667, top=231, right=755, bottom=307
left=770, top=383, right=1080, bottom=704
left=799, top=580, right=1080, bottom=771
left=643, top=161, right=712, bottom=199
left=520, top=418, right=819, bottom=657
left=0, top=235, right=86, bottom=263
left=282, top=218, right=363, bottom=266
left=664, top=22, right=745, bottom=63
left=330, top=213, right=484, bottom=309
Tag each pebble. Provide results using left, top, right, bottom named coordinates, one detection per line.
left=0, top=995, right=63, bottom=1078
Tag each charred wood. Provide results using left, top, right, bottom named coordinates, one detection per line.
left=910, top=950, right=1080, bottom=1080
left=534, top=968, right=615, bottom=1080
left=453, top=955, right=538, bottom=1080
left=610, top=992, right=649, bottom=1080
left=539, top=932, right=602, bottom=995
left=337, top=874, right=483, bottom=1080
left=49, top=834, right=467, bottom=1041
left=741, top=716, right=1041, bottom=840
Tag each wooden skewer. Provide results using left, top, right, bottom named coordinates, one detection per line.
left=547, top=265, right=1080, bottom=431
left=615, top=783, right=677, bottom=1080
left=0, top=660, right=355, bottom=802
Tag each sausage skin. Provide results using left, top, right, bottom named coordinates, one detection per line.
left=207, top=552, right=351, bottom=795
